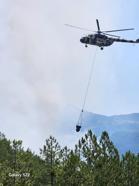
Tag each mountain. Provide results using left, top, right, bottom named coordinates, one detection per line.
left=60, top=106, right=139, bottom=154
left=82, top=112, right=139, bottom=154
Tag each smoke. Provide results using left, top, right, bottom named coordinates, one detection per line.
left=0, top=0, right=69, bottom=152
left=1, top=0, right=133, bottom=152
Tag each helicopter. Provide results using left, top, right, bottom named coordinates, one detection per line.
left=65, top=19, right=139, bottom=50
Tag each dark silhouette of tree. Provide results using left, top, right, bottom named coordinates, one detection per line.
left=0, top=130, right=139, bottom=185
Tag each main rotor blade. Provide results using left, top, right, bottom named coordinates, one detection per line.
left=64, top=24, right=95, bottom=32
left=103, top=28, right=134, bottom=33
left=96, top=19, right=100, bottom=31
left=102, top=32, right=120, bottom=38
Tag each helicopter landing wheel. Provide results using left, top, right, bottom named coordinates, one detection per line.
left=100, top=47, right=104, bottom=50
left=85, top=44, right=88, bottom=48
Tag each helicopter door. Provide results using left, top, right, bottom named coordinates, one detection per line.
left=89, top=38, right=92, bottom=44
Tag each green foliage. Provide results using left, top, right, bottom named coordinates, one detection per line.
left=121, top=151, right=139, bottom=186
left=0, top=131, right=139, bottom=185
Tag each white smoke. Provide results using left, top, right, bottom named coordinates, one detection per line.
left=0, top=0, right=67, bottom=152
left=0, top=0, right=130, bottom=152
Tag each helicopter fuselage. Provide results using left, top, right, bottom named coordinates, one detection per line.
left=66, top=19, right=138, bottom=50
left=80, top=33, right=114, bottom=49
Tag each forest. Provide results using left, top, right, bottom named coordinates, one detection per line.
left=0, top=130, right=139, bottom=186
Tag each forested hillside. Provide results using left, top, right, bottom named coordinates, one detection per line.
left=61, top=108, right=139, bottom=154
left=0, top=130, right=139, bottom=185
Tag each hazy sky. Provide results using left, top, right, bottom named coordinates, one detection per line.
left=0, top=0, right=139, bottom=152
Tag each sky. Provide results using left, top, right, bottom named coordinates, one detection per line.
left=0, top=0, right=139, bottom=152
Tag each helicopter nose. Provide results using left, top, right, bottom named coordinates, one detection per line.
left=80, top=37, right=84, bottom=43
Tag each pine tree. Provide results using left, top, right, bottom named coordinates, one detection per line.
left=0, top=130, right=139, bottom=185
left=121, top=151, right=139, bottom=186
left=40, top=136, right=61, bottom=185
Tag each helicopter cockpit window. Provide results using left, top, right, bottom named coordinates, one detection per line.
left=88, top=34, right=95, bottom=39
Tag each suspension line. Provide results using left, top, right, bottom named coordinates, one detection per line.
left=76, top=47, right=98, bottom=132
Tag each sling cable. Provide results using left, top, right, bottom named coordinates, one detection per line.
left=76, top=47, right=98, bottom=132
